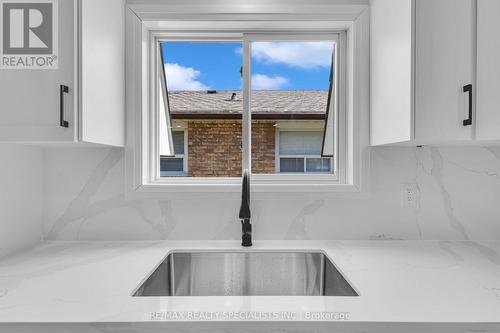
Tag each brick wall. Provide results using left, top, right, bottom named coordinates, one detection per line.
left=251, top=121, right=276, bottom=174
left=186, top=120, right=276, bottom=177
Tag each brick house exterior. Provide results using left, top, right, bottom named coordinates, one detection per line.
left=187, top=120, right=275, bottom=177
left=187, top=120, right=243, bottom=177
left=163, top=90, right=329, bottom=177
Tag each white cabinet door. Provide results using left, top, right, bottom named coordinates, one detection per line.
left=0, top=0, right=76, bottom=142
left=80, top=0, right=125, bottom=147
left=476, top=0, right=500, bottom=141
left=370, top=0, right=414, bottom=146
left=415, top=0, right=475, bottom=142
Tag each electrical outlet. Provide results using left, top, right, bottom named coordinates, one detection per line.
left=401, top=183, right=420, bottom=209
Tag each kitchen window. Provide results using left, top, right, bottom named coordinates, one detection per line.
left=126, top=8, right=369, bottom=195
left=156, top=35, right=342, bottom=180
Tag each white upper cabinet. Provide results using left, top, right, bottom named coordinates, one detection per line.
left=0, top=0, right=76, bottom=142
left=0, top=0, right=124, bottom=146
left=415, top=0, right=475, bottom=143
left=371, top=0, right=478, bottom=146
left=476, top=0, right=500, bottom=141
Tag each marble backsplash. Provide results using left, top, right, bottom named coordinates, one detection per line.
left=42, top=146, right=500, bottom=241
left=0, top=144, right=43, bottom=257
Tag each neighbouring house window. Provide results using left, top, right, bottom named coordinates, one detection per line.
left=160, top=130, right=187, bottom=176
left=277, top=131, right=332, bottom=173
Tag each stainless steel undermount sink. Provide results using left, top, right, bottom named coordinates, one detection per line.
left=133, top=251, right=358, bottom=297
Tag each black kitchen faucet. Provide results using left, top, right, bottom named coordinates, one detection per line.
left=239, top=169, right=252, bottom=247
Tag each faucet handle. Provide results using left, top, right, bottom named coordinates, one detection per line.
left=241, top=219, right=252, bottom=247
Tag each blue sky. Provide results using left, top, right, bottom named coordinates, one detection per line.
left=161, top=41, right=334, bottom=91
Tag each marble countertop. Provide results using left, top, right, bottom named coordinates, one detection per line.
left=0, top=240, right=500, bottom=323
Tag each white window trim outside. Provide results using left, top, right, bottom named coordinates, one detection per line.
left=125, top=5, right=370, bottom=198
left=160, top=129, right=188, bottom=177
left=275, top=128, right=333, bottom=174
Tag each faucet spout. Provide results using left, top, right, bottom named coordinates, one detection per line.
left=239, top=169, right=252, bottom=247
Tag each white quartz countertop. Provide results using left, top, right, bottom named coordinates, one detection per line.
left=0, top=240, right=500, bottom=324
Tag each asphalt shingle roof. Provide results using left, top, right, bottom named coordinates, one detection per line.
left=168, top=90, right=328, bottom=115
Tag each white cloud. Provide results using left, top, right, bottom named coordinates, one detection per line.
left=251, top=42, right=334, bottom=69
left=252, top=74, right=289, bottom=90
left=164, top=63, right=209, bottom=91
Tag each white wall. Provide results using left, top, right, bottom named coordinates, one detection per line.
left=0, top=144, right=43, bottom=257
left=42, top=146, right=500, bottom=241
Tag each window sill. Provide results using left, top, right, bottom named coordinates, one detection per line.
left=125, top=180, right=369, bottom=201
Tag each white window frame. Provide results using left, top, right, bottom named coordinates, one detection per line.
left=125, top=5, right=370, bottom=198
left=275, top=128, right=333, bottom=174
left=160, top=129, right=188, bottom=177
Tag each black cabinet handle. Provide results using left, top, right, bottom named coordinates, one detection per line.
left=463, top=84, right=472, bottom=126
left=60, top=85, right=69, bottom=128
